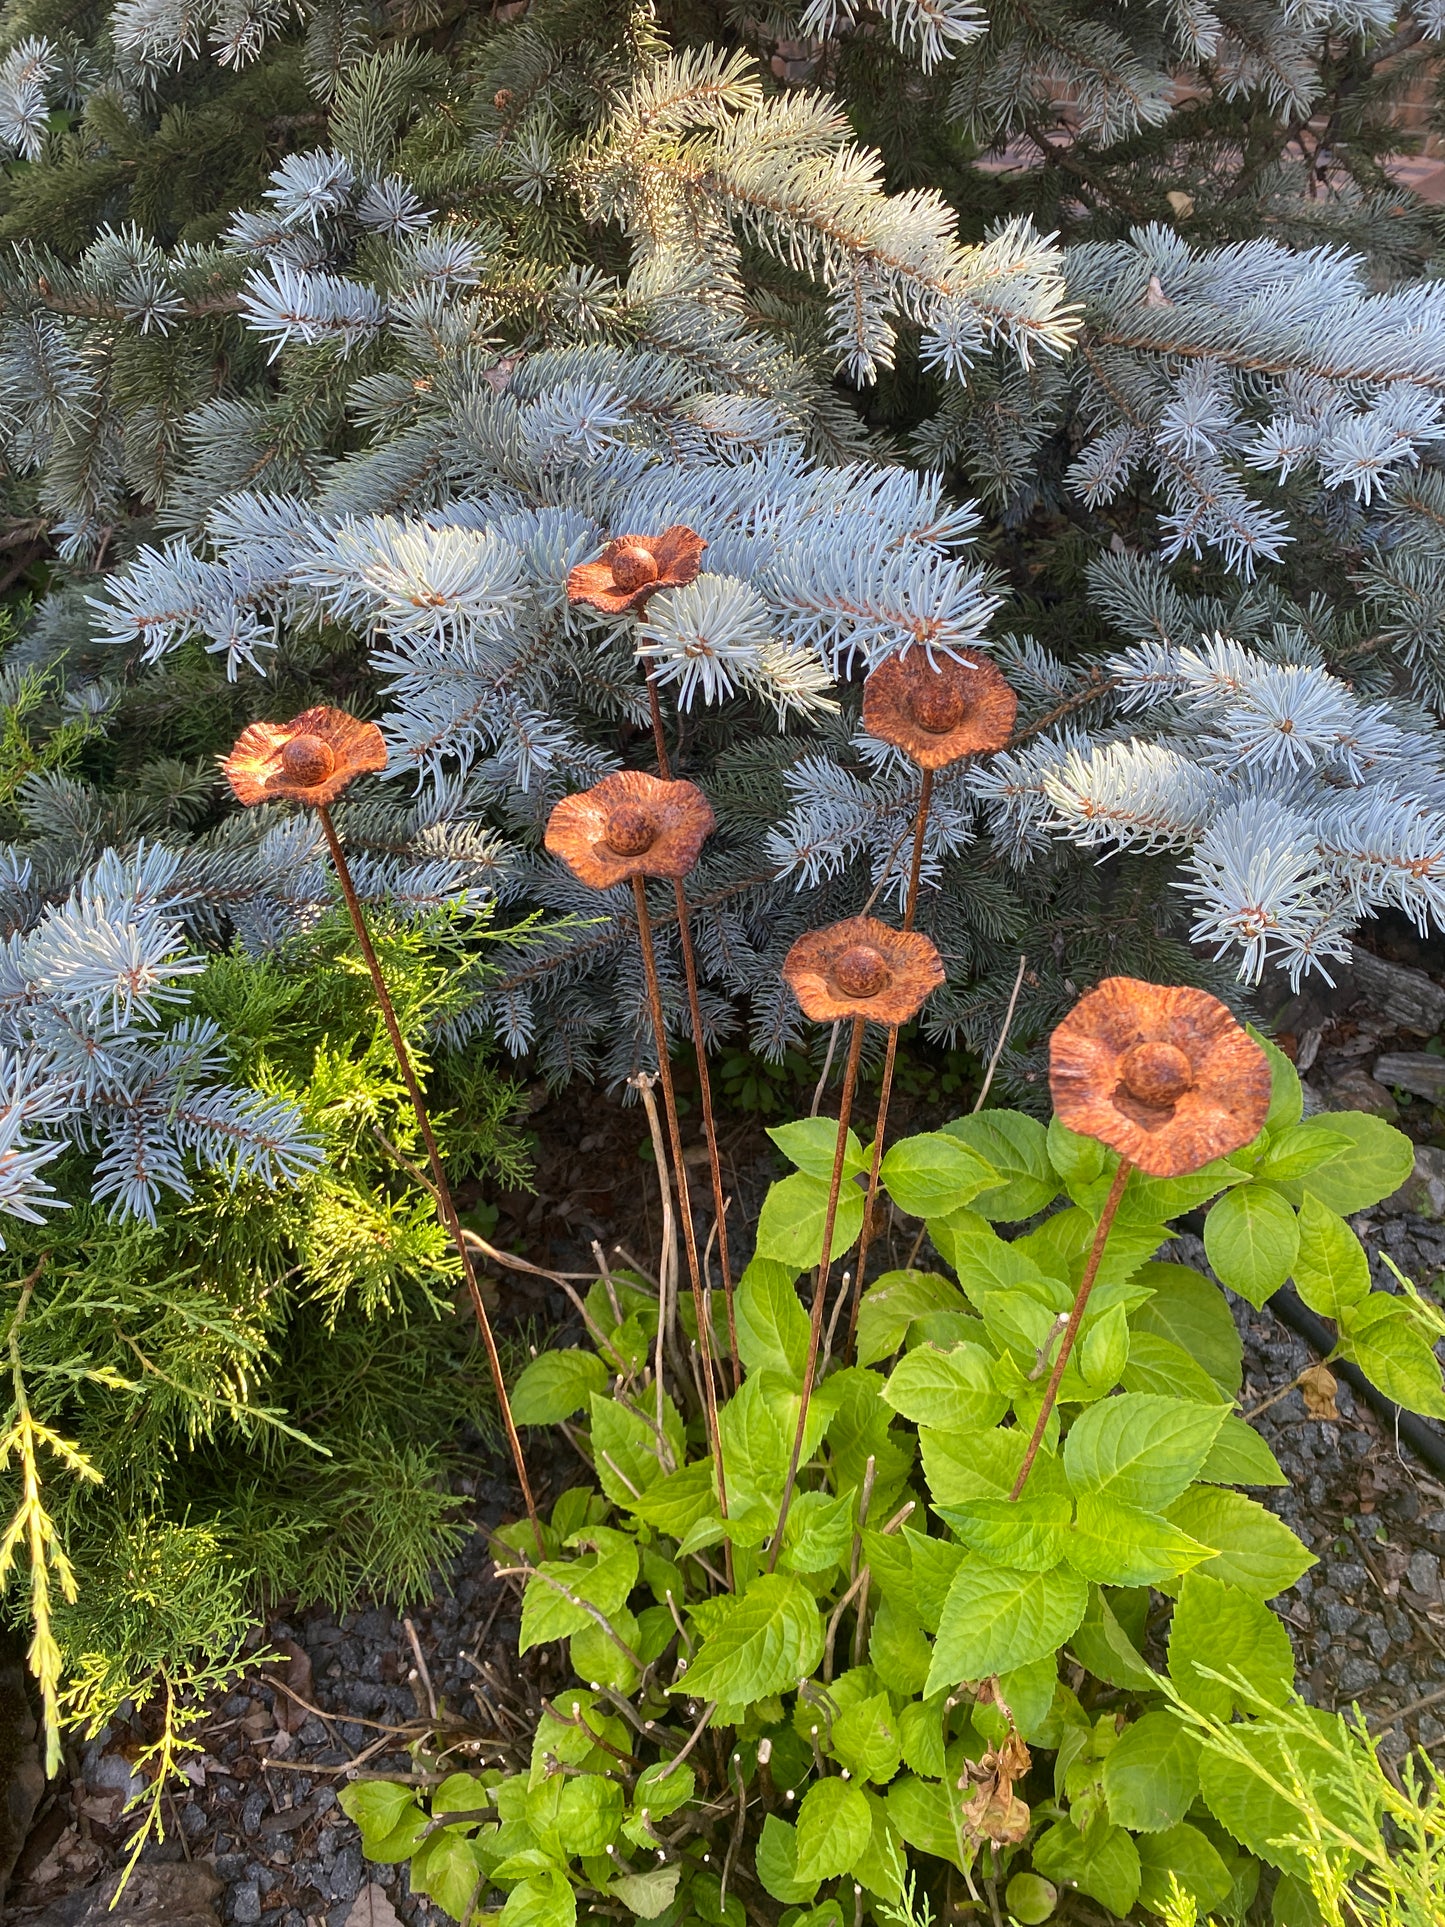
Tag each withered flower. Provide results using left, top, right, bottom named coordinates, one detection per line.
left=566, top=526, right=705, bottom=616
left=959, top=1725, right=1032, bottom=1849
left=223, top=706, right=387, bottom=808
left=545, top=771, right=715, bottom=889
left=862, top=648, right=1017, bottom=770
left=783, top=916, right=944, bottom=1027
left=1049, top=976, right=1271, bottom=1177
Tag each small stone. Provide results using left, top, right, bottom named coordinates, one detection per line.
left=1366, top=1624, right=1391, bottom=1659
left=241, top=1790, right=268, bottom=1835
left=232, top=1884, right=263, bottom=1925
left=1408, top=1550, right=1442, bottom=1599
left=327, top=1845, right=364, bottom=1901
left=1324, top=1068, right=1399, bottom=1122
left=89, top=1752, right=145, bottom=1798
left=1336, top=1656, right=1381, bottom=1695
left=1331, top=1562, right=1366, bottom=1597
left=1418, top=1714, right=1445, bottom=1747
left=1378, top=1723, right=1410, bottom=1761
left=1380, top=1144, right=1445, bottom=1220
left=1323, top=1602, right=1357, bottom=1635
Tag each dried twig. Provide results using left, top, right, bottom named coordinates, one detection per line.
left=973, top=954, right=1028, bottom=1113
left=403, top=1616, right=438, bottom=1721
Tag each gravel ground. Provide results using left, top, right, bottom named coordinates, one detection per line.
left=11, top=938, right=1445, bottom=1924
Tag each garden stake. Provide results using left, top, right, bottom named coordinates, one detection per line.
left=776, top=916, right=945, bottom=1561
left=844, top=765, right=934, bottom=1361
left=768, top=1013, right=865, bottom=1570
left=843, top=650, right=1019, bottom=1360
left=1023, top=972, right=1275, bottom=1500
left=316, top=804, right=544, bottom=1554
left=646, top=673, right=740, bottom=1389
left=1008, top=1156, right=1130, bottom=1501
left=220, top=708, right=548, bottom=1549
left=630, top=873, right=732, bottom=1564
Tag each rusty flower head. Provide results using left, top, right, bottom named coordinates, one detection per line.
left=783, top=916, right=944, bottom=1026
left=223, top=706, right=387, bottom=808
left=1049, top=976, right=1271, bottom=1178
left=545, top=771, right=715, bottom=889
left=862, top=648, right=1018, bottom=771
left=566, top=526, right=705, bottom=617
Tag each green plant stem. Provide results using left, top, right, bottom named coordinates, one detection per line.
left=630, top=874, right=731, bottom=1567
left=769, top=1014, right=866, bottom=1570
left=315, top=804, right=543, bottom=1556
left=844, top=767, right=932, bottom=1361
left=1009, top=1156, right=1131, bottom=1501
left=646, top=676, right=740, bottom=1390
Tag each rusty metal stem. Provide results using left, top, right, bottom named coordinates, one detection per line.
left=646, top=670, right=670, bottom=776
left=672, top=878, right=740, bottom=1388
left=769, top=1015, right=865, bottom=1569
left=316, top=805, right=543, bottom=1555
left=844, top=769, right=934, bottom=1361
left=1009, top=1157, right=1131, bottom=1500
left=644, top=675, right=739, bottom=1389
left=631, top=875, right=731, bottom=1562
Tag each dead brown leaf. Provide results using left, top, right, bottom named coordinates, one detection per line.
left=272, top=1639, right=313, bottom=1733
left=345, top=1883, right=404, bottom=1927
left=1300, top=1361, right=1339, bottom=1421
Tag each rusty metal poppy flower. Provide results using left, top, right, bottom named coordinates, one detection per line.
left=223, top=706, right=387, bottom=808
left=1049, top=976, right=1271, bottom=1178
left=545, top=771, right=715, bottom=888
left=862, top=648, right=1017, bottom=771
left=566, top=526, right=706, bottom=617
left=783, top=916, right=944, bottom=1026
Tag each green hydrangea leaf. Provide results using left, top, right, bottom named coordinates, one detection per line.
left=1203, top=1183, right=1299, bottom=1308
left=794, top=1777, right=873, bottom=1881
left=882, top=1341, right=1011, bottom=1431
left=682, top=1573, right=824, bottom=1704
left=926, top=1557, right=1087, bottom=1694
left=943, top=1111, right=1056, bottom=1221
left=1168, top=1571, right=1297, bottom=1718
left=1063, top=1392, right=1227, bottom=1510
left=880, top=1131, right=998, bottom=1217
left=735, top=1258, right=809, bottom=1377
left=756, top=1170, right=863, bottom=1269
left=1102, top=1710, right=1201, bottom=1832
left=1032, top=1820, right=1141, bottom=1917
left=1163, top=1487, right=1316, bottom=1599
left=511, top=1348, right=610, bottom=1424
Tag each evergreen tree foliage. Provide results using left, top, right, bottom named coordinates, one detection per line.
left=4, top=0, right=1445, bottom=1103
left=0, top=897, right=529, bottom=1778
left=1, top=0, right=1444, bottom=1100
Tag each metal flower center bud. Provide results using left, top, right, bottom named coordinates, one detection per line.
left=609, top=542, right=659, bottom=592
left=910, top=680, right=967, bottom=735
left=280, top=734, right=335, bottom=786
left=834, top=944, right=890, bottom=999
left=604, top=803, right=658, bottom=856
left=1121, top=1040, right=1193, bottom=1107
